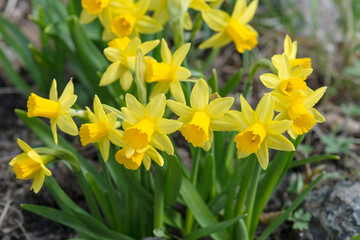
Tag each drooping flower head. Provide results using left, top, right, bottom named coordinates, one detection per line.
left=100, top=38, right=159, bottom=90
left=260, top=54, right=313, bottom=96
left=79, top=95, right=123, bottom=161
left=272, top=87, right=327, bottom=139
left=167, top=79, right=234, bottom=151
left=121, top=93, right=182, bottom=154
left=108, top=0, right=162, bottom=39
left=27, top=79, right=78, bottom=145
left=230, top=94, right=294, bottom=169
left=146, top=39, right=191, bottom=103
left=200, top=0, right=258, bottom=53
left=9, top=139, right=52, bottom=193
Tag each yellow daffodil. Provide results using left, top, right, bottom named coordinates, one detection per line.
left=259, top=54, right=313, bottom=96
left=167, top=79, right=234, bottom=151
left=27, top=79, right=78, bottom=145
left=100, top=37, right=159, bottom=90
left=148, top=0, right=221, bottom=29
left=79, top=95, right=123, bottom=161
left=9, top=139, right=52, bottom=193
left=200, top=0, right=258, bottom=53
left=272, top=35, right=312, bottom=70
left=272, top=87, right=327, bottom=139
left=229, top=94, right=294, bottom=170
left=146, top=39, right=191, bottom=103
left=106, top=0, right=162, bottom=39
left=121, top=93, right=182, bottom=155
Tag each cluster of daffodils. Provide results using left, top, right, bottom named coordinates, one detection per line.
left=9, top=0, right=326, bottom=194
left=259, top=35, right=326, bottom=139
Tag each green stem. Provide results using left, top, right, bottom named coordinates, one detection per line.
left=154, top=166, right=164, bottom=229
left=245, top=161, right=261, bottom=232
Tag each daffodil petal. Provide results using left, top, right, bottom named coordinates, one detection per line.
left=172, top=43, right=191, bottom=66
left=239, top=95, right=254, bottom=125
left=49, top=79, right=57, bottom=101
left=146, top=94, right=166, bottom=119
left=125, top=94, right=145, bottom=119
left=104, top=47, right=122, bottom=62
left=191, top=79, right=209, bottom=110
left=136, top=0, right=150, bottom=16
left=238, top=0, right=258, bottom=24
left=175, top=67, right=191, bottom=81
left=232, top=0, right=246, bottom=19
left=58, top=80, right=75, bottom=103
left=266, top=120, right=292, bottom=135
left=266, top=134, right=295, bottom=152
left=57, top=113, right=78, bottom=136
left=120, top=70, right=133, bottom=91
left=151, top=132, right=174, bottom=155
left=106, top=112, right=118, bottom=127
left=207, top=97, right=233, bottom=117
left=109, top=129, right=125, bottom=147
left=303, top=87, right=327, bottom=108
left=291, top=68, right=313, bottom=80
left=31, top=172, right=45, bottom=193
left=157, top=118, right=182, bottom=134
left=60, top=95, right=77, bottom=110
left=167, top=100, right=193, bottom=117
left=147, top=146, right=164, bottom=166
left=271, top=93, right=290, bottom=112
left=199, top=31, right=232, bottom=49
left=287, top=128, right=298, bottom=139
left=9, top=153, right=27, bottom=165
left=50, top=119, right=58, bottom=145
left=136, top=15, right=163, bottom=34
left=80, top=9, right=97, bottom=24
left=86, top=106, right=98, bottom=123
left=161, top=39, right=172, bottom=64
left=143, top=154, right=151, bottom=170
left=149, top=82, right=170, bottom=99
left=170, top=81, right=186, bottom=104
left=273, top=111, right=288, bottom=121
left=94, top=95, right=106, bottom=120
left=284, top=35, right=292, bottom=58
left=256, top=142, right=268, bottom=170
left=124, top=38, right=142, bottom=56
left=202, top=9, right=229, bottom=31
left=255, top=94, right=274, bottom=123
left=278, top=54, right=291, bottom=80
left=184, top=12, right=193, bottom=30
left=202, top=129, right=213, bottom=151
left=100, top=62, right=124, bottom=86
left=140, top=39, right=160, bottom=55
left=210, top=115, right=239, bottom=131
left=237, top=150, right=251, bottom=159
left=16, top=139, right=32, bottom=153
left=99, top=138, right=110, bottom=162
left=259, top=73, right=281, bottom=89
left=308, top=108, right=325, bottom=123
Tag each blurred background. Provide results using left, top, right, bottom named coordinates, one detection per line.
left=0, top=0, right=359, bottom=239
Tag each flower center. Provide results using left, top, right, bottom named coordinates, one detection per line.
left=115, top=148, right=145, bottom=170
left=234, top=123, right=266, bottom=153
left=79, top=121, right=110, bottom=146
left=27, top=93, right=60, bottom=119
left=181, top=111, right=210, bottom=147
left=146, top=60, right=177, bottom=83
left=81, top=0, right=110, bottom=15
left=111, top=14, right=137, bottom=37
left=108, top=37, right=131, bottom=51
left=12, top=158, right=42, bottom=179
left=123, top=119, right=155, bottom=149
left=225, top=19, right=258, bottom=53
left=279, top=78, right=307, bottom=96
left=288, top=102, right=316, bottom=135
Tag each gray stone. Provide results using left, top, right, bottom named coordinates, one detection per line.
left=303, top=181, right=360, bottom=240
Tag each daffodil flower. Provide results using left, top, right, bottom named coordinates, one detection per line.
left=79, top=95, right=123, bottom=162
left=200, top=0, right=258, bottom=53
left=229, top=94, right=294, bottom=170
left=9, top=139, right=52, bottom=193
left=146, top=39, right=191, bottom=103
left=167, top=79, right=234, bottom=151
left=259, top=54, right=313, bottom=96
left=272, top=35, right=312, bottom=70
left=121, top=93, right=182, bottom=155
left=107, top=0, right=162, bottom=39
left=100, top=37, right=159, bottom=90
left=27, top=79, right=78, bottom=145
left=272, top=87, right=327, bottom=139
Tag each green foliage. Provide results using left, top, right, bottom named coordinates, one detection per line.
left=288, top=209, right=312, bottom=231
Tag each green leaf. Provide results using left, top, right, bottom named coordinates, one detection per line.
left=219, top=68, right=243, bottom=97
left=350, top=234, right=360, bottom=240
left=180, top=178, right=231, bottom=240
left=185, top=215, right=245, bottom=240
left=163, top=154, right=182, bottom=205
left=258, top=172, right=325, bottom=240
